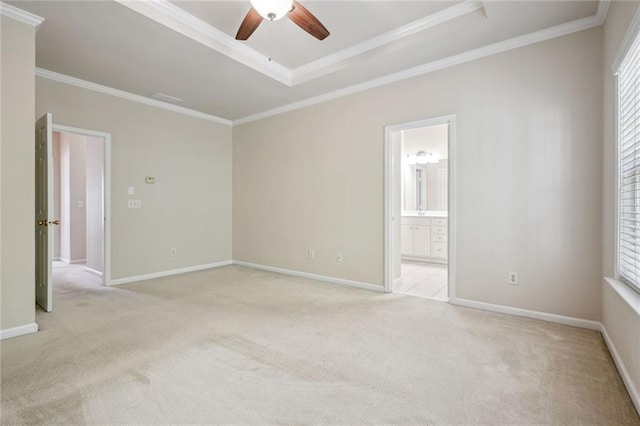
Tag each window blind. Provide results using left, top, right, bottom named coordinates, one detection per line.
left=618, top=29, right=640, bottom=292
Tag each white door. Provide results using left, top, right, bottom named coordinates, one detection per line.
left=35, top=113, right=54, bottom=312
left=438, top=169, right=448, bottom=211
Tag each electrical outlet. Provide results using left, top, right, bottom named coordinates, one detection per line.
left=336, top=252, right=343, bottom=263
left=127, top=199, right=141, bottom=209
left=308, top=249, right=315, bottom=260
left=170, top=248, right=177, bottom=256
left=508, top=271, right=519, bottom=285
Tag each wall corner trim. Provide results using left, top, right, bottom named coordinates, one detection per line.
left=109, top=260, right=232, bottom=286
left=600, top=323, right=640, bottom=414
left=35, top=68, right=233, bottom=126
left=233, top=260, right=385, bottom=293
left=0, top=322, right=39, bottom=340
left=0, top=2, right=44, bottom=28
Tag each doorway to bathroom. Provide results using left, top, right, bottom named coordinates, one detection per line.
left=384, top=115, right=456, bottom=301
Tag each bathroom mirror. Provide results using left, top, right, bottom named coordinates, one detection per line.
left=400, top=123, right=449, bottom=213
left=402, top=161, right=448, bottom=212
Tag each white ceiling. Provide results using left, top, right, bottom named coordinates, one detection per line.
left=8, top=0, right=602, bottom=122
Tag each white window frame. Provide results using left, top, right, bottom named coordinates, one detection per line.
left=615, top=9, right=640, bottom=294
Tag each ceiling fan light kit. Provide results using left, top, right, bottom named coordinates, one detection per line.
left=236, top=0, right=330, bottom=41
left=250, top=0, right=292, bottom=21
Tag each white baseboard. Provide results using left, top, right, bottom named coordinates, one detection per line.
left=84, top=267, right=103, bottom=278
left=233, top=261, right=384, bottom=293
left=0, top=322, right=38, bottom=340
left=599, top=323, right=640, bottom=414
left=109, top=260, right=232, bottom=286
left=450, top=297, right=602, bottom=330
left=69, top=258, right=86, bottom=264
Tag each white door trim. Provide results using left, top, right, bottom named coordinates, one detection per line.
left=51, top=124, right=112, bottom=286
left=384, top=114, right=457, bottom=301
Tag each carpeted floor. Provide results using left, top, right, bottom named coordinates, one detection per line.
left=1, top=265, right=638, bottom=425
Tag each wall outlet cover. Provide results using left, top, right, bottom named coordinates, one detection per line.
left=127, top=199, right=142, bottom=209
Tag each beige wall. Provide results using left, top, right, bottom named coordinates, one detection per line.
left=36, top=78, right=232, bottom=280
left=0, top=16, right=36, bottom=331
left=234, top=28, right=603, bottom=320
left=601, top=0, right=640, bottom=410
left=86, top=136, right=104, bottom=274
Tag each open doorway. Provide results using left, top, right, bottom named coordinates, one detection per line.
left=384, top=115, right=456, bottom=301
left=51, top=129, right=105, bottom=291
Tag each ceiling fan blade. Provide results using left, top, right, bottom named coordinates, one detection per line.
left=287, top=1, right=330, bottom=40
left=236, top=7, right=263, bottom=40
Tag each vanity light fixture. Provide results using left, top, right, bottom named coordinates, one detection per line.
left=406, top=151, right=440, bottom=165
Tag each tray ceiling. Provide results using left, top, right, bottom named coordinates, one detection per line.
left=8, top=1, right=601, bottom=122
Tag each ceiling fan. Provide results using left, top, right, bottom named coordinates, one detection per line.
left=235, top=0, right=330, bottom=41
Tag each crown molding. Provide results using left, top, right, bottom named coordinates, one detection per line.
left=612, top=0, right=640, bottom=72
left=114, top=0, right=292, bottom=86
left=596, top=0, right=611, bottom=25
left=36, top=68, right=232, bottom=126
left=34, top=0, right=607, bottom=127
left=0, top=2, right=44, bottom=29
left=233, top=12, right=603, bottom=125
left=290, top=0, right=485, bottom=85
left=114, top=0, right=484, bottom=87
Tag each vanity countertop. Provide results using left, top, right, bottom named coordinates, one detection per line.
left=402, top=211, right=448, bottom=218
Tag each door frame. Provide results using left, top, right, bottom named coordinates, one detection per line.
left=51, top=124, right=112, bottom=286
left=383, top=114, right=457, bottom=301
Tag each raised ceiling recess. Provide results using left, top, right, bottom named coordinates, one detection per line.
left=9, top=1, right=604, bottom=122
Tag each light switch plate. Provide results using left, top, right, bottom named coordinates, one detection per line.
left=77, top=200, right=84, bottom=208
left=128, top=186, right=135, bottom=195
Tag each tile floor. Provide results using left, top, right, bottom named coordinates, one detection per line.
left=395, top=261, right=448, bottom=300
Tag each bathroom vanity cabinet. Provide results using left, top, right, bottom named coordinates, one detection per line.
left=401, top=215, right=447, bottom=264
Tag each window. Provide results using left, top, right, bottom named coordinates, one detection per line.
left=618, top=27, right=640, bottom=293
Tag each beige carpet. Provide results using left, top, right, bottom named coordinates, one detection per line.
left=1, top=265, right=638, bottom=425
